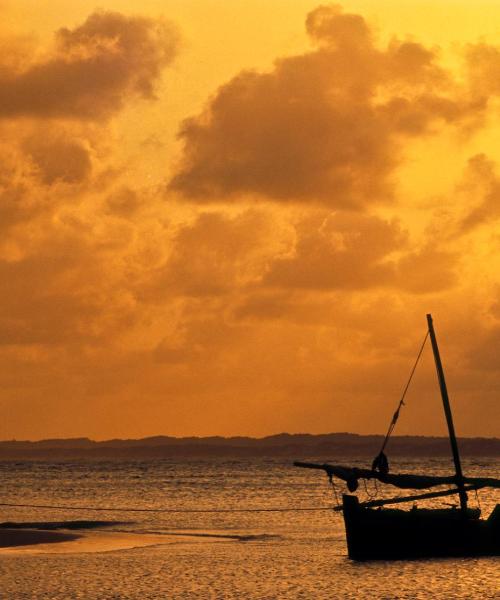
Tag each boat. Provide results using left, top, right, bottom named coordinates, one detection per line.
left=294, top=314, right=500, bottom=560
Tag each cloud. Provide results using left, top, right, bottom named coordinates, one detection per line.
left=0, top=181, right=34, bottom=230
left=395, top=244, right=457, bottom=293
left=140, top=210, right=282, bottom=299
left=153, top=309, right=248, bottom=364
left=466, top=324, right=500, bottom=371
left=263, top=212, right=406, bottom=289
left=105, top=186, right=142, bottom=217
left=0, top=122, right=110, bottom=236
left=0, top=11, right=178, bottom=120
left=305, top=4, right=373, bottom=50
left=135, top=207, right=457, bottom=307
left=466, top=43, right=500, bottom=98
left=0, top=254, right=95, bottom=346
left=169, top=5, right=479, bottom=206
left=23, top=134, right=92, bottom=185
left=232, top=292, right=293, bottom=322
left=458, top=154, right=500, bottom=232
left=0, top=229, right=126, bottom=346
left=258, top=210, right=458, bottom=294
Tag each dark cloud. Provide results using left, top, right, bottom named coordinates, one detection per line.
left=263, top=212, right=406, bottom=290
left=458, top=154, right=500, bottom=232
left=0, top=223, right=137, bottom=347
left=488, top=291, right=500, bottom=321
left=305, top=4, right=372, bottom=50
left=232, top=292, right=292, bottom=322
left=169, top=5, right=478, bottom=206
left=141, top=210, right=278, bottom=299
left=138, top=207, right=457, bottom=304
left=0, top=253, right=96, bottom=345
left=105, top=186, right=142, bottom=217
left=465, top=318, right=500, bottom=375
left=153, top=310, right=247, bottom=365
left=395, top=244, right=457, bottom=293
left=466, top=43, right=500, bottom=97
left=0, top=182, right=35, bottom=229
left=259, top=211, right=458, bottom=293
left=23, top=134, right=92, bottom=184
left=0, top=11, right=178, bottom=120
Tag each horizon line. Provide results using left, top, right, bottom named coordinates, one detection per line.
left=1, top=431, right=499, bottom=444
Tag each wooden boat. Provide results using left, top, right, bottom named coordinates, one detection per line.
left=295, top=314, right=500, bottom=560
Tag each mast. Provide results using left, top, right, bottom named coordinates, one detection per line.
left=426, top=313, right=468, bottom=511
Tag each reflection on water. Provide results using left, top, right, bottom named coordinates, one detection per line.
left=0, top=457, right=498, bottom=599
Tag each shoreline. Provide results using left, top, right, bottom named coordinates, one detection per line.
left=0, top=522, right=222, bottom=554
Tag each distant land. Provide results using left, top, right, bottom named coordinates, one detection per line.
left=0, top=433, right=498, bottom=459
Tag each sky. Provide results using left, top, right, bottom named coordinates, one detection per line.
left=0, top=1, right=500, bottom=440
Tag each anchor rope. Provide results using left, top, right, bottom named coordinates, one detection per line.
left=0, top=501, right=335, bottom=514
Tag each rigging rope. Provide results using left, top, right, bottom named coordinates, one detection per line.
left=474, top=488, right=482, bottom=512
left=372, top=330, right=429, bottom=474
left=362, top=478, right=378, bottom=501
left=0, top=501, right=334, bottom=514
left=328, top=473, right=341, bottom=508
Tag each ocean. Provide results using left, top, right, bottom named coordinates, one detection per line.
left=0, top=456, right=498, bottom=599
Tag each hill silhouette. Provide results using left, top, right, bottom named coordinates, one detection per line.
left=0, top=433, right=498, bottom=459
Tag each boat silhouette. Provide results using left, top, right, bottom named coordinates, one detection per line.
left=295, top=314, right=500, bottom=560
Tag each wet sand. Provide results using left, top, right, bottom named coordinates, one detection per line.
left=0, top=522, right=251, bottom=555
left=0, top=528, right=81, bottom=548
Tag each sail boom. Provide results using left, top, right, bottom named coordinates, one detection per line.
left=293, top=461, right=500, bottom=490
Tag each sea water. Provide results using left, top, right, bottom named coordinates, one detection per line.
left=0, top=457, right=498, bottom=599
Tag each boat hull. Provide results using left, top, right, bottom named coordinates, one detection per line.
left=342, top=494, right=500, bottom=561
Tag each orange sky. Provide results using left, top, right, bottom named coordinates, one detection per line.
left=1, top=1, right=500, bottom=440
